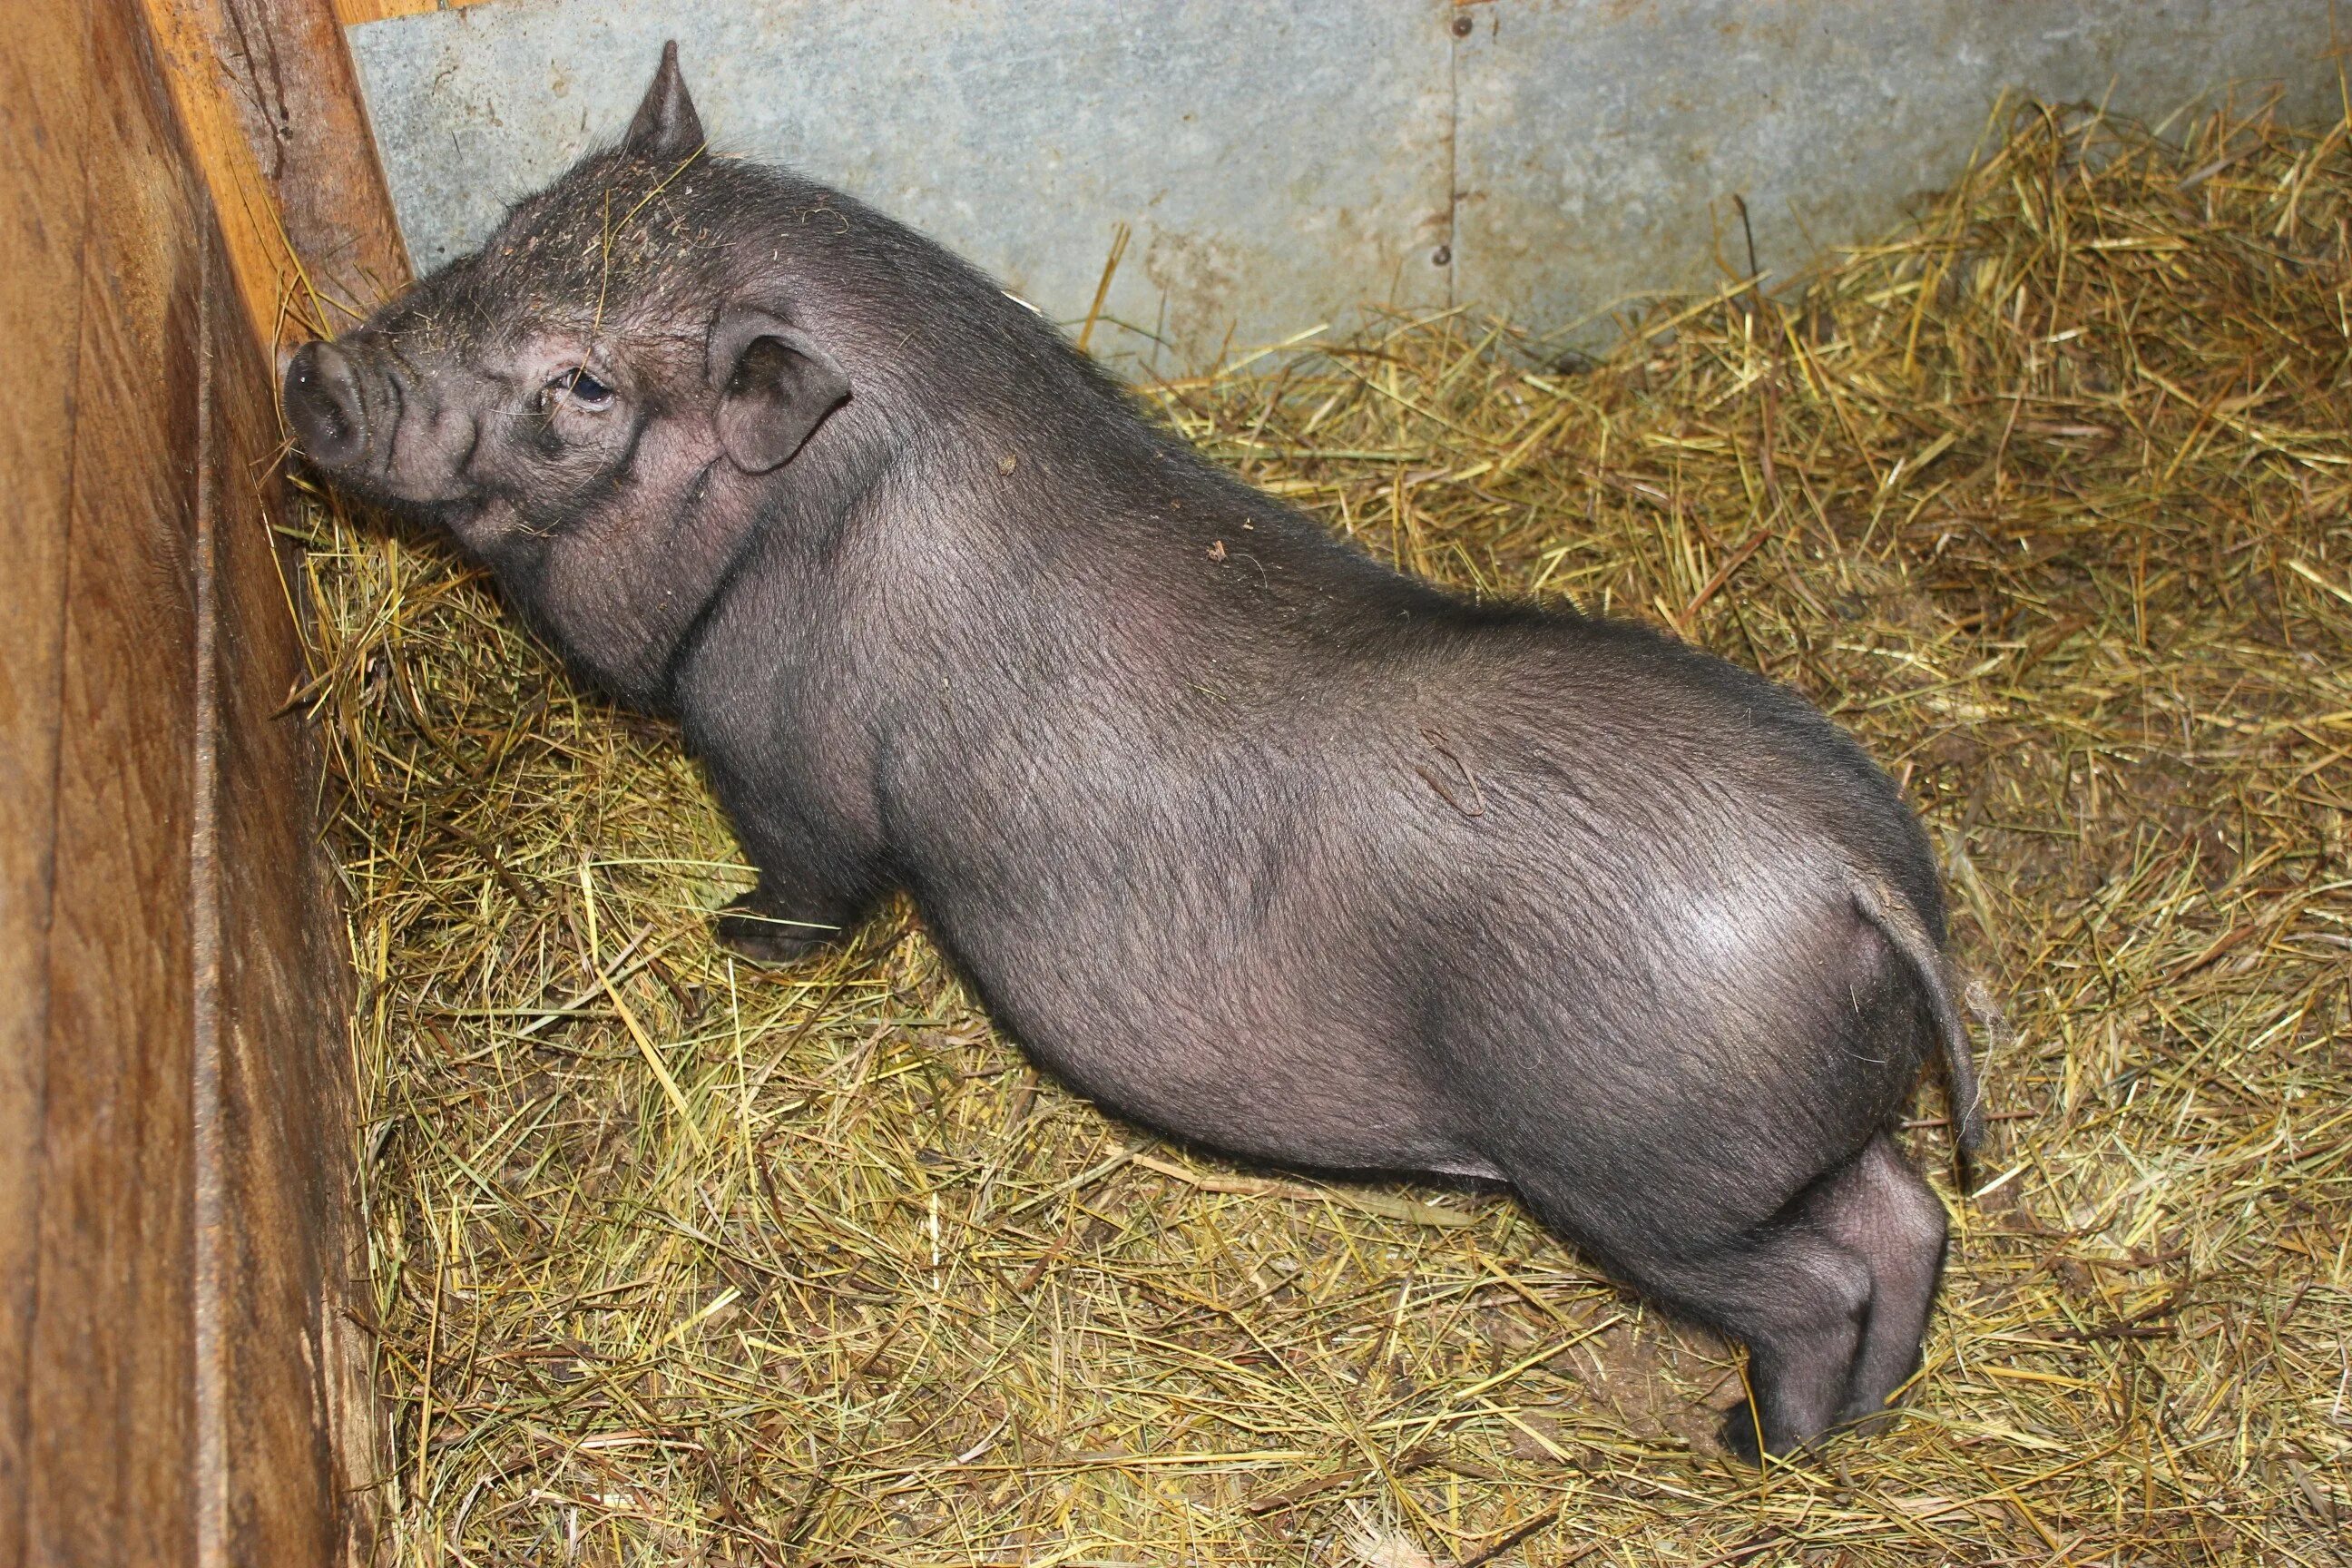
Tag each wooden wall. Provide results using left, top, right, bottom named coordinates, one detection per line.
left=0, top=1, right=397, bottom=1563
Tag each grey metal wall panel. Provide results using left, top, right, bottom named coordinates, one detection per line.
left=348, top=0, right=1455, bottom=377
left=1452, top=0, right=2340, bottom=346
left=348, top=0, right=2336, bottom=370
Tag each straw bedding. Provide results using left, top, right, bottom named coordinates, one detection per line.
left=300, top=98, right=2351, bottom=1564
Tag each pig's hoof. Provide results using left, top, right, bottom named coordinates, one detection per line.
left=1718, top=1403, right=1768, bottom=1467
left=1837, top=1403, right=1900, bottom=1441
left=713, top=906, right=835, bottom=965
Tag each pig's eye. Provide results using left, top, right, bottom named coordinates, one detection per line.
left=543, top=368, right=613, bottom=411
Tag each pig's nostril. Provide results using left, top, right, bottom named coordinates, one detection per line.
left=284, top=340, right=368, bottom=466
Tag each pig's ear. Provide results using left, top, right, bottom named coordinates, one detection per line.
left=624, top=41, right=704, bottom=161
left=708, top=308, right=851, bottom=473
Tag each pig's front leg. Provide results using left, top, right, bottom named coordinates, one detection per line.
left=713, top=877, right=865, bottom=964
left=707, top=781, right=885, bottom=965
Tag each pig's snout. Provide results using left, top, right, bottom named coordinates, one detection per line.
left=284, top=340, right=370, bottom=470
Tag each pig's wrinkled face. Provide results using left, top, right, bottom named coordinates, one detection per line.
left=285, top=270, right=702, bottom=546
left=283, top=45, right=851, bottom=569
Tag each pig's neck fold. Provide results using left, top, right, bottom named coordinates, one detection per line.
left=521, top=456, right=784, bottom=710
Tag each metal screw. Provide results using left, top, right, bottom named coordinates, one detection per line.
left=1450, top=13, right=1474, bottom=37
left=1432, top=244, right=1452, bottom=267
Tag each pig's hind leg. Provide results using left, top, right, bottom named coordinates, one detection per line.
left=1514, top=1171, right=1871, bottom=1461
left=1643, top=1133, right=1946, bottom=1462
left=1809, top=1132, right=1949, bottom=1433
left=1656, top=1222, right=1874, bottom=1463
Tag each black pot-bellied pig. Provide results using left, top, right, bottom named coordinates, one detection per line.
left=284, top=44, right=1986, bottom=1462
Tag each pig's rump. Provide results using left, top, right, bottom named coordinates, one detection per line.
left=893, top=616, right=1940, bottom=1242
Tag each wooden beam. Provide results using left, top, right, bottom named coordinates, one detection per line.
left=9, top=3, right=209, bottom=1560
left=137, top=0, right=411, bottom=354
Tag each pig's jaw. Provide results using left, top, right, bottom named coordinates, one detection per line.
left=433, top=495, right=544, bottom=564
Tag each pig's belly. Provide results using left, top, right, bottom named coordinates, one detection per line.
left=924, top=903, right=1502, bottom=1178
left=1019, top=1015, right=1507, bottom=1181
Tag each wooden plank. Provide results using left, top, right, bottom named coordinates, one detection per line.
left=196, top=217, right=376, bottom=1568
left=132, top=2, right=392, bottom=1561
left=139, top=0, right=410, bottom=349
left=335, top=0, right=498, bottom=24
left=147, top=5, right=392, bottom=1557
left=24, top=0, right=208, bottom=1559
left=0, top=2, right=99, bottom=1562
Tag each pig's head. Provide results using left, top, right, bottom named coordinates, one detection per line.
left=287, top=42, right=1122, bottom=704
left=285, top=44, right=863, bottom=549
left=282, top=44, right=1011, bottom=701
